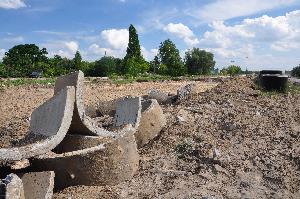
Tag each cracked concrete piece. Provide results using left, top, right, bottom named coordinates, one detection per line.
left=0, top=87, right=75, bottom=161
left=54, top=71, right=115, bottom=137
left=1, top=173, right=25, bottom=199
left=21, top=171, right=55, bottom=199
left=31, top=125, right=139, bottom=189
left=114, top=97, right=141, bottom=128
left=135, top=99, right=166, bottom=148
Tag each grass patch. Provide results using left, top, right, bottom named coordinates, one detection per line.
left=0, top=78, right=56, bottom=88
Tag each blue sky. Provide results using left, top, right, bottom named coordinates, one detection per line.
left=0, top=0, right=300, bottom=70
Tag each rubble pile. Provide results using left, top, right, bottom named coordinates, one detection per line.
left=1, top=72, right=299, bottom=198
left=0, top=71, right=167, bottom=198
left=112, top=77, right=299, bottom=198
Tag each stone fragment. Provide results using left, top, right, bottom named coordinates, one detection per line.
left=21, top=171, right=55, bottom=199
left=176, top=83, right=196, bottom=102
left=0, top=173, right=25, bottom=199
left=148, top=89, right=171, bottom=104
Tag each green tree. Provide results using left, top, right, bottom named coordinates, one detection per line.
left=94, top=56, right=118, bottom=77
left=185, top=48, right=215, bottom=75
left=149, top=55, right=160, bottom=74
left=123, top=24, right=148, bottom=76
left=73, top=51, right=82, bottom=70
left=46, top=55, right=70, bottom=76
left=158, top=39, right=185, bottom=76
left=221, top=65, right=242, bottom=76
left=0, top=62, right=8, bottom=77
left=125, top=24, right=142, bottom=59
left=3, top=44, right=48, bottom=77
left=291, top=64, right=300, bottom=78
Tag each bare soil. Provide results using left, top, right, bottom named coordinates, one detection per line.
left=1, top=77, right=300, bottom=198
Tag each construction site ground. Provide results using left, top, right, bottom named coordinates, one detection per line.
left=0, top=77, right=299, bottom=198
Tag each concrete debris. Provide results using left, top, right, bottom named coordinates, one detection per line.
left=0, top=70, right=169, bottom=193
left=114, top=97, right=142, bottom=128
left=32, top=126, right=139, bottom=189
left=0, top=86, right=75, bottom=161
left=21, top=171, right=55, bottom=199
left=1, top=173, right=25, bottom=199
left=135, top=99, right=166, bottom=148
left=54, top=71, right=137, bottom=137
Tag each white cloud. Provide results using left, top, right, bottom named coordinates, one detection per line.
left=2, top=36, right=24, bottom=43
left=42, top=40, right=80, bottom=59
left=0, top=49, right=6, bottom=60
left=186, top=0, right=298, bottom=22
left=65, top=41, right=79, bottom=54
left=101, top=29, right=129, bottom=50
left=0, top=0, right=26, bottom=9
left=199, top=10, right=300, bottom=70
left=163, top=23, right=199, bottom=46
left=141, top=46, right=158, bottom=60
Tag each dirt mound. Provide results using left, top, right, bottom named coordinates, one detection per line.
left=109, top=77, right=299, bottom=198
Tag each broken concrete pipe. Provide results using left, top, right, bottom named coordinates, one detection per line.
left=31, top=126, right=139, bottom=190
left=0, top=86, right=75, bottom=162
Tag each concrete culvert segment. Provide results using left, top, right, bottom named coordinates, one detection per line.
left=258, top=70, right=288, bottom=92
left=0, top=87, right=75, bottom=161
left=31, top=125, right=139, bottom=190
left=135, top=99, right=166, bottom=148
left=54, top=71, right=116, bottom=137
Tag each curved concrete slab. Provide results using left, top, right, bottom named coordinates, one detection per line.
left=54, top=71, right=141, bottom=136
left=135, top=99, right=166, bottom=148
left=0, top=87, right=75, bottom=161
left=31, top=125, right=139, bottom=189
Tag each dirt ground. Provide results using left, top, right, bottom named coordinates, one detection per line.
left=0, top=80, right=216, bottom=147
left=1, top=77, right=300, bottom=198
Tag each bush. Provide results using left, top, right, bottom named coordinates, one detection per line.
left=221, top=65, right=242, bottom=76
left=292, top=65, right=300, bottom=78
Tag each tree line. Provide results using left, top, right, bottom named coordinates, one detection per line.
left=0, top=24, right=243, bottom=78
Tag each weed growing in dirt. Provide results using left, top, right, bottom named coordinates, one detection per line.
left=175, top=138, right=194, bottom=159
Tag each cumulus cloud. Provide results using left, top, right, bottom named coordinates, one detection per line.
left=141, top=46, right=158, bottom=60
left=199, top=10, right=300, bottom=69
left=0, top=0, right=26, bottom=9
left=42, top=40, right=80, bottom=59
left=163, top=23, right=199, bottom=46
left=0, top=49, right=6, bottom=60
left=65, top=41, right=79, bottom=54
left=101, top=29, right=129, bottom=50
left=186, top=0, right=298, bottom=22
